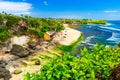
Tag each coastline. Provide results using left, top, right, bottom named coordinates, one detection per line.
left=54, top=24, right=82, bottom=46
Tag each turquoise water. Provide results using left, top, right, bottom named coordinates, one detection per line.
left=75, top=21, right=120, bottom=50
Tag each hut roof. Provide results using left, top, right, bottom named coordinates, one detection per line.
left=46, top=32, right=54, bottom=36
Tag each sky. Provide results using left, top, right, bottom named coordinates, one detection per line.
left=0, top=0, right=120, bottom=20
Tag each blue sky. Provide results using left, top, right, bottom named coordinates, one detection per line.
left=0, top=0, right=120, bottom=20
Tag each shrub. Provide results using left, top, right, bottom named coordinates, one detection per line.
left=0, top=26, right=11, bottom=42
left=28, top=27, right=44, bottom=38
left=5, top=15, right=20, bottom=27
left=54, top=23, right=64, bottom=31
left=24, top=44, right=120, bottom=80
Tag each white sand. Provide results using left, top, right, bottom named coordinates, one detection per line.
left=54, top=24, right=81, bottom=45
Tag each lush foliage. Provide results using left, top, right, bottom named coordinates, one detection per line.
left=27, top=18, right=65, bottom=37
left=57, top=19, right=106, bottom=25
left=28, top=27, right=44, bottom=38
left=24, top=44, right=120, bottom=80
left=5, top=15, right=20, bottom=27
left=0, top=26, right=10, bottom=42
left=0, top=13, right=65, bottom=38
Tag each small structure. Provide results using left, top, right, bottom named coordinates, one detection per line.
left=44, top=32, right=54, bottom=41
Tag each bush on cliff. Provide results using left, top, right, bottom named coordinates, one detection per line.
left=0, top=26, right=11, bottom=42
left=24, top=44, right=120, bottom=80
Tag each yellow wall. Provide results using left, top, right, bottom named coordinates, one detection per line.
left=44, top=33, right=50, bottom=40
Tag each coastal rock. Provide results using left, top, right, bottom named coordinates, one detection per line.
left=11, top=36, right=29, bottom=47
left=35, top=45, right=41, bottom=50
left=0, top=67, right=11, bottom=80
left=28, top=41, right=41, bottom=50
left=28, top=42, right=37, bottom=50
left=4, top=56, right=19, bottom=65
left=11, top=44, right=29, bottom=58
left=0, top=60, right=11, bottom=80
left=4, top=40, right=12, bottom=53
left=0, top=60, right=6, bottom=68
left=25, top=48, right=35, bottom=54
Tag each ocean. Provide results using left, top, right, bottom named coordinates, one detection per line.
left=75, top=21, right=120, bottom=50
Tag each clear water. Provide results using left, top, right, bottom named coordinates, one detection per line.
left=75, top=21, right=120, bottom=50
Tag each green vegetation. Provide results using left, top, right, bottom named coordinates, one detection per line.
left=56, top=19, right=106, bottom=25
left=28, top=27, right=44, bottom=38
left=24, top=44, right=120, bottom=80
left=0, top=26, right=10, bottom=42
left=0, top=13, right=106, bottom=42
left=0, top=13, right=65, bottom=39
left=5, top=15, right=20, bottom=27
left=0, top=13, right=111, bottom=80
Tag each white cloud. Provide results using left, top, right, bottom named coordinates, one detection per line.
left=43, top=1, right=48, bottom=5
left=0, top=1, right=32, bottom=15
left=104, top=10, right=119, bottom=13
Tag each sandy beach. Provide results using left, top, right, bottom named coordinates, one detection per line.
left=54, top=24, right=82, bottom=45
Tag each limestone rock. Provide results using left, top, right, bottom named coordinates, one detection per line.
left=11, top=44, right=29, bottom=58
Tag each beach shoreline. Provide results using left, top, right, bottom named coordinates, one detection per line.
left=53, top=24, right=82, bottom=46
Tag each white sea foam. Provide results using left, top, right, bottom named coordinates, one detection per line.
left=106, top=23, right=112, bottom=26
left=107, top=32, right=120, bottom=42
left=86, top=43, right=94, bottom=46
left=99, top=26, right=120, bottom=32
left=82, top=36, right=95, bottom=43
left=87, top=26, right=92, bottom=28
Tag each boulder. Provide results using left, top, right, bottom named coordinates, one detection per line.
left=0, top=60, right=6, bottom=68
left=29, top=49, right=35, bottom=54
left=0, top=67, right=11, bottom=80
left=11, top=44, right=29, bottom=58
left=0, top=60, right=11, bottom=80
left=28, top=42, right=37, bottom=50
left=35, top=45, right=41, bottom=50
left=4, top=40, right=12, bottom=53
left=4, top=56, right=19, bottom=64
